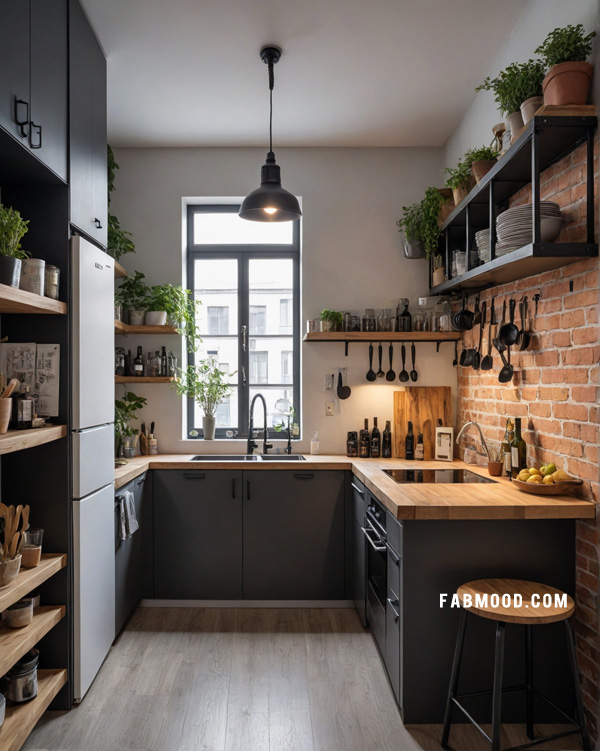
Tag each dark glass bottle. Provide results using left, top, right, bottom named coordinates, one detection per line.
left=370, top=417, right=381, bottom=458
left=510, top=418, right=527, bottom=479
left=346, top=431, right=358, bottom=457
left=415, top=433, right=424, bottom=460
left=405, top=420, right=415, bottom=460
left=161, top=346, right=168, bottom=376
left=359, top=419, right=370, bottom=458
left=125, top=349, right=133, bottom=377
left=134, top=346, right=144, bottom=377
left=399, top=300, right=412, bottom=332
left=382, top=421, right=392, bottom=458
left=501, top=417, right=514, bottom=478
left=16, top=386, right=34, bottom=430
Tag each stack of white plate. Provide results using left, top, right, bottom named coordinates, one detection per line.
left=475, top=229, right=491, bottom=263
left=495, top=202, right=563, bottom=256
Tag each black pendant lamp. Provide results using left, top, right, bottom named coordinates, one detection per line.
left=239, top=46, right=302, bottom=223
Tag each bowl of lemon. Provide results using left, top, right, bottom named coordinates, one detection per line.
left=513, top=464, right=583, bottom=495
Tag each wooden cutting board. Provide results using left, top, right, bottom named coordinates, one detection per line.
left=393, top=387, right=452, bottom=459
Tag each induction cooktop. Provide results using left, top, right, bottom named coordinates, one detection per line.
left=383, top=469, right=496, bottom=484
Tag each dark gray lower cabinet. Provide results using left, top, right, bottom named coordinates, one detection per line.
left=244, top=470, right=345, bottom=599
left=153, top=470, right=243, bottom=599
left=384, top=512, right=402, bottom=709
left=346, top=477, right=367, bottom=625
left=115, top=472, right=147, bottom=635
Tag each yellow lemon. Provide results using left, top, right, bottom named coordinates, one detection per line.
left=527, top=475, right=543, bottom=483
left=543, top=475, right=554, bottom=484
left=528, top=467, right=541, bottom=476
left=518, top=472, right=531, bottom=482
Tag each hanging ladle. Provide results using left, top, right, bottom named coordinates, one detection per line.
left=337, top=370, right=351, bottom=400
left=366, top=343, right=376, bottom=381
left=409, top=342, right=418, bottom=382
left=480, top=299, right=494, bottom=371
left=398, top=344, right=409, bottom=382
left=385, top=344, right=396, bottom=381
left=499, top=298, right=519, bottom=346
left=376, top=343, right=385, bottom=379
left=498, top=344, right=514, bottom=384
left=493, top=299, right=507, bottom=353
left=472, top=301, right=486, bottom=370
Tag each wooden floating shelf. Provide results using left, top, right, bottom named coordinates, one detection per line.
left=0, top=555, right=67, bottom=613
left=1, top=669, right=67, bottom=751
left=0, top=283, right=67, bottom=315
left=303, top=332, right=461, bottom=342
left=0, top=426, right=67, bottom=456
left=115, top=320, right=178, bottom=335
left=114, top=260, right=128, bottom=279
left=0, top=606, right=65, bottom=677
left=115, top=376, right=174, bottom=384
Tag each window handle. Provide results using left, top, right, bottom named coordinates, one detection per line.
left=242, top=366, right=247, bottom=385
left=241, top=325, right=247, bottom=352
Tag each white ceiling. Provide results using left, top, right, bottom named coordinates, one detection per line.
left=82, top=0, right=528, bottom=148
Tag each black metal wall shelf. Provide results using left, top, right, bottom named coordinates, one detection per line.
left=430, top=114, right=598, bottom=294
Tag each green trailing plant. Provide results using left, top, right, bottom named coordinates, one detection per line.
left=396, top=202, right=424, bottom=245
left=115, top=270, right=150, bottom=310
left=444, top=161, right=472, bottom=191
left=420, top=187, right=447, bottom=259
left=320, top=309, right=343, bottom=329
left=476, top=60, right=546, bottom=115
left=107, top=145, right=136, bottom=262
left=147, top=283, right=201, bottom=350
left=115, top=391, right=147, bottom=440
left=463, top=145, right=500, bottom=168
left=0, top=204, right=30, bottom=259
left=172, top=360, right=235, bottom=417
left=535, top=24, right=596, bottom=68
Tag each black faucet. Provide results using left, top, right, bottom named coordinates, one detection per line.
left=247, top=393, right=273, bottom=455
left=285, top=416, right=292, bottom=455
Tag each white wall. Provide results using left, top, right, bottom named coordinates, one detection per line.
left=444, top=0, right=599, bottom=167
left=111, top=146, right=458, bottom=454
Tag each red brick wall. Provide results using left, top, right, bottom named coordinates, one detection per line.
left=456, top=134, right=600, bottom=739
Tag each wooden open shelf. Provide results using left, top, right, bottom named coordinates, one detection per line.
left=304, top=332, right=460, bottom=342
left=0, top=669, right=67, bottom=751
left=114, top=260, right=128, bottom=278
left=0, top=555, right=67, bottom=613
left=115, top=320, right=178, bottom=335
left=0, top=606, right=65, bottom=677
left=115, top=376, right=174, bottom=384
left=0, top=283, right=67, bottom=315
left=0, top=426, right=67, bottom=456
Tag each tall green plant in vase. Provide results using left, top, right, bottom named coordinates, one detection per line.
left=172, top=360, right=235, bottom=440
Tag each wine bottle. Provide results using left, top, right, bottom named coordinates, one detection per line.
left=359, top=418, right=370, bottom=458
left=415, top=433, right=424, bottom=460
left=382, top=421, right=392, bottom=458
left=405, top=420, right=415, bottom=460
left=161, top=346, right=168, bottom=377
left=16, top=386, right=34, bottom=430
left=510, top=418, right=527, bottom=479
left=501, top=418, right=514, bottom=478
left=370, top=417, right=381, bottom=458
left=134, top=346, right=144, bottom=376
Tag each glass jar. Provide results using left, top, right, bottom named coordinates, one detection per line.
left=435, top=297, right=452, bottom=332
left=350, top=316, right=361, bottom=331
left=343, top=312, right=353, bottom=332
left=362, top=308, right=376, bottom=332
left=413, top=312, right=428, bottom=332
left=377, top=309, right=393, bottom=331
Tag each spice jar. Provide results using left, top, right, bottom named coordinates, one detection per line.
left=362, top=309, right=376, bottom=332
left=44, top=265, right=60, bottom=300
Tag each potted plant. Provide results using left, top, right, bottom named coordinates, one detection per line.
left=319, top=309, right=343, bottom=332
left=396, top=202, right=426, bottom=259
left=476, top=60, right=546, bottom=140
left=535, top=24, right=596, bottom=106
left=0, top=503, right=30, bottom=589
left=464, top=145, right=500, bottom=184
left=107, top=145, right=136, bottom=262
left=146, top=284, right=201, bottom=350
left=172, top=360, right=234, bottom=440
left=444, top=161, right=474, bottom=206
left=115, top=270, right=149, bottom=325
left=0, top=204, right=30, bottom=288
left=422, top=187, right=451, bottom=251
left=115, top=391, right=147, bottom=458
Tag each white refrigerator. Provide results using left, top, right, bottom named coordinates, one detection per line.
left=71, top=235, right=115, bottom=702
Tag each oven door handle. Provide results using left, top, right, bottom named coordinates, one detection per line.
left=361, top=525, right=387, bottom=552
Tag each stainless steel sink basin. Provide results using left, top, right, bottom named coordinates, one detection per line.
left=190, top=454, right=258, bottom=461
left=258, top=454, right=306, bottom=461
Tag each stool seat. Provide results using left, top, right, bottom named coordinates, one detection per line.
left=457, top=578, right=574, bottom=625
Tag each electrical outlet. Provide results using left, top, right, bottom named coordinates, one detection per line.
left=326, top=401, right=335, bottom=416
left=324, top=374, right=334, bottom=391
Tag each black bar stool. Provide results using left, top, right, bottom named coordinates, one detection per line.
left=441, top=578, right=590, bottom=751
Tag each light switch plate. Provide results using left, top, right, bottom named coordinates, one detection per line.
left=435, top=427, right=454, bottom=461
left=326, top=402, right=335, bottom=416
left=324, top=374, right=334, bottom=391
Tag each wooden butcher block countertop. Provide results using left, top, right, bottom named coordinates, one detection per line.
left=114, top=455, right=596, bottom=521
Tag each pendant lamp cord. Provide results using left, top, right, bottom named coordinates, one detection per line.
left=268, top=59, right=274, bottom=154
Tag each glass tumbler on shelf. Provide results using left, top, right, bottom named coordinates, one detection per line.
left=362, top=308, right=376, bottom=332
left=377, top=309, right=393, bottom=331
left=351, top=316, right=361, bottom=331
left=343, top=312, right=353, bottom=332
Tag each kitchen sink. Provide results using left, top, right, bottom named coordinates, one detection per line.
left=258, top=454, right=306, bottom=461
left=190, top=453, right=306, bottom=461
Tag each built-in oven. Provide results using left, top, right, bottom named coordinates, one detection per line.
left=363, top=496, right=387, bottom=654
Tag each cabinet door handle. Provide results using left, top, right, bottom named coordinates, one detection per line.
left=386, top=544, right=400, bottom=565
left=293, top=473, right=314, bottom=480
left=94, top=217, right=103, bottom=229
left=137, top=478, right=144, bottom=486
left=232, top=477, right=236, bottom=498
left=14, top=97, right=29, bottom=136
left=183, top=473, right=206, bottom=479
left=387, top=596, right=400, bottom=621
left=29, top=121, right=42, bottom=149
left=351, top=482, right=364, bottom=495
left=247, top=478, right=251, bottom=499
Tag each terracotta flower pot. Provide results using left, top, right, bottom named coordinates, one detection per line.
left=452, top=185, right=469, bottom=206
left=438, top=200, right=455, bottom=227
left=520, top=96, right=544, bottom=125
left=471, top=159, right=497, bottom=184
left=543, top=62, right=593, bottom=106
left=487, top=461, right=503, bottom=477
left=505, top=111, right=524, bottom=144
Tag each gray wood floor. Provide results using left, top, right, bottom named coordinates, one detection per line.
left=24, top=608, right=582, bottom=751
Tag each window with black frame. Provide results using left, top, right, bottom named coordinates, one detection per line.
left=186, top=204, right=300, bottom=438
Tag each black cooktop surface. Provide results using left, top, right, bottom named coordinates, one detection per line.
left=383, top=468, right=496, bottom=484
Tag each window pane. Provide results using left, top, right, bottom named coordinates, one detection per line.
left=195, top=339, right=238, bottom=382
left=249, top=387, right=296, bottom=428
left=194, top=212, right=293, bottom=245
left=248, top=336, right=293, bottom=385
left=249, top=259, right=293, bottom=336
left=207, top=306, right=229, bottom=335
left=249, top=352, right=268, bottom=384
left=195, top=258, right=238, bottom=337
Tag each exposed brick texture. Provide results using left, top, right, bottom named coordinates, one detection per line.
left=456, top=132, right=600, bottom=740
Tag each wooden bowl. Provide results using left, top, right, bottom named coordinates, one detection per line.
left=512, top=478, right=583, bottom=496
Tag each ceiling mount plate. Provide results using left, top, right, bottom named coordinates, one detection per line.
left=260, top=46, right=281, bottom=65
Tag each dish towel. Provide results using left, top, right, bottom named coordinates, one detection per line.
left=118, top=490, right=139, bottom=540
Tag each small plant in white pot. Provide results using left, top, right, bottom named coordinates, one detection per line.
left=319, top=309, right=343, bottom=332
left=115, top=270, right=149, bottom=325
left=0, top=204, right=30, bottom=288
left=146, top=284, right=201, bottom=350
left=0, top=503, right=30, bottom=589
left=173, top=360, right=234, bottom=440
